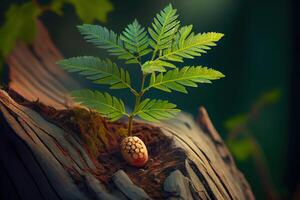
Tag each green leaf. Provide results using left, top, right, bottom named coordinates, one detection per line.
left=148, top=4, right=180, bottom=52
left=71, top=89, right=127, bottom=121
left=227, top=138, right=254, bottom=161
left=57, top=56, right=133, bottom=90
left=78, top=24, right=138, bottom=63
left=49, top=0, right=65, bottom=15
left=146, top=66, right=225, bottom=93
left=0, top=2, right=40, bottom=58
left=160, top=25, right=224, bottom=62
left=141, top=60, right=175, bottom=74
left=224, top=114, right=248, bottom=131
left=259, top=89, right=281, bottom=105
left=120, top=20, right=151, bottom=58
left=133, top=98, right=180, bottom=122
left=50, top=0, right=113, bottom=23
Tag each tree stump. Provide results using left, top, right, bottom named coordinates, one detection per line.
left=0, top=20, right=254, bottom=200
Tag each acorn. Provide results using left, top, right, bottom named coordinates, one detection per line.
left=120, top=136, right=148, bottom=167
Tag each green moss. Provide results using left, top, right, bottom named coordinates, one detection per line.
left=72, top=107, right=112, bottom=156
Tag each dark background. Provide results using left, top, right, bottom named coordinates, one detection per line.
left=1, top=0, right=299, bottom=199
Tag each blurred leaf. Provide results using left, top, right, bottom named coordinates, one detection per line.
left=51, top=0, right=113, bottom=23
left=224, top=114, right=248, bottom=131
left=0, top=2, right=40, bottom=58
left=224, top=89, right=281, bottom=132
left=259, top=89, right=281, bottom=105
left=0, top=0, right=114, bottom=81
left=50, top=0, right=65, bottom=15
left=227, top=138, right=254, bottom=161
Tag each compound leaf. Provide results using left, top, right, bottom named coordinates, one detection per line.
left=133, top=98, right=180, bottom=122
left=141, top=59, right=175, bottom=74
left=146, top=66, right=225, bottom=93
left=160, top=25, right=224, bottom=62
left=71, top=89, right=127, bottom=121
left=148, top=4, right=180, bottom=52
left=77, top=24, right=138, bottom=63
left=57, top=56, right=132, bottom=90
left=120, top=19, right=151, bottom=58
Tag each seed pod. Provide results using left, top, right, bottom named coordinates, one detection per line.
left=120, top=136, right=148, bottom=167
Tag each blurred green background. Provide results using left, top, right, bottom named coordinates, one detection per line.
left=0, top=0, right=295, bottom=199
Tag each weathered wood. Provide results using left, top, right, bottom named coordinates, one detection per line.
left=0, top=89, right=254, bottom=199
left=157, top=113, right=254, bottom=200
left=163, top=170, right=193, bottom=200
left=7, top=20, right=79, bottom=109
left=0, top=20, right=254, bottom=199
left=84, top=173, right=124, bottom=200
left=112, top=170, right=152, bottom=200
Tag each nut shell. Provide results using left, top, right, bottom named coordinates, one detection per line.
left=120, top=136, right=148, bottom=167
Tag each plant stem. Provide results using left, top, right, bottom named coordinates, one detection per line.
left=127, top=115, right=134, bottom=136
left=151, top=50, right=156, bottom=60
left=127, top=73, right=147, bottom=136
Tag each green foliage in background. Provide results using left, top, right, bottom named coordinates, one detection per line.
left=0, top=2, right=39, bottom=60
left=227, top=138, right=254, bottom=161
left=224, top=89, right=282, bottom=199
left=225, top=89, right=281, bottom=161
left=0, top=0, right=113, bottom=80
left=57, top=4, right=225, bottom=135
left=50, top=0, right=113, bottom=23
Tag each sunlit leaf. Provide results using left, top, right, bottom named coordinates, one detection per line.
left=160, top=26, right=224, bottom=62
left=141, top=60, right=175, bottom=74
left=51, top=0, right=113, bottom=23
left=146, top=66, right=224, bottom=93
left=148, top=4, right=180, bottom=52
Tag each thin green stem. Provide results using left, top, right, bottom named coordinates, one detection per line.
left=151, top=50, right=157, bottom=60
left=140, top=74, right=146, bottom=92
left=127, top=73, right=147, bottom=136
left=127, top=115, right=134, bottom=136
left=129, top=88, right=139, bottom=96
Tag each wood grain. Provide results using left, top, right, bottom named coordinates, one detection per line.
left=6, top=20, right=79, bottom=109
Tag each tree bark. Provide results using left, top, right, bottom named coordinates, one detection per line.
left=0, top=20, right=254, bottom=200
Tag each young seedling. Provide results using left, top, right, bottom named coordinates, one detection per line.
left=57, top=4, right=224, bottom=157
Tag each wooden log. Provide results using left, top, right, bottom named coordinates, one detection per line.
left=0, top=89, right=254, bottom=199
left=163, top=170, right=193, bottom=200
left=0, top=20, right=254, bottom=199
left=158, top=113, right=254, bottom=200
left=112, top=170, right=152, bottom=200
left=6, top=20, right=80, bottom=109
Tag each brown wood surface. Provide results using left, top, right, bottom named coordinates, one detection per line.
left=7, top=20, right=80, bottom=109
left=0, top=20, right=255, bottom=200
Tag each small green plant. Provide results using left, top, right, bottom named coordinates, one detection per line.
left=57, top=4, right=225, bottom=135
